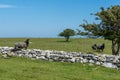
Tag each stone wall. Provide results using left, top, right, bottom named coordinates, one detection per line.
left=0, top=47, right=120, bottom=69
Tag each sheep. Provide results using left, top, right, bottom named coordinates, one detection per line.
left=91, top=43, right=105, bottom=52
left=96, top=43, right=105, bottom=52
left=14, top=39, right=30, bottom=50
left=92, top=44, right=97, bottom=50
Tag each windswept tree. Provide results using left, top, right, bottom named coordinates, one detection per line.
left=59, top=28, right=75, bottom=42
left=78, top=5, right=120, bottom=55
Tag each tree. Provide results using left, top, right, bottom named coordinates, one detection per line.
left=78, top=5, right=120, bottom=55
left=59, top=28, right=75, bottom=42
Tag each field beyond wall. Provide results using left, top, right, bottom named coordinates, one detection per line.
left=0, top=38, right=111, bottom=54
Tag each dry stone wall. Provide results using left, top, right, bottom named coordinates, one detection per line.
left=0, top=47, right=120, bottom=69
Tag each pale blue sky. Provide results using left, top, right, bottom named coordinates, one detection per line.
left=0, top=0, right=120, bottom=38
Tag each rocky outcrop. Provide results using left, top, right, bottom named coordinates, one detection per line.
left=0, top=47, right=120, bottom=69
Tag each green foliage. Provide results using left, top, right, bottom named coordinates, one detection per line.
left=59, top=28, right=76, bottom=42
left=79, top=5, right=120, bottom=39
left=95, top=5, right=120, bottom=40
left=79, top=22, right=101, bottom=38
left=0, top=55, right=120, bottom=80
left=79, top=5, right=120, bottom=55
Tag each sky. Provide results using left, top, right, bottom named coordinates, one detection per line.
left=0, top=0, right=120, bottom=38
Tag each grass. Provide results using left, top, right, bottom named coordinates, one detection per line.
left=0, top=38, right=120, bottom=80
left=0, top=38, right=111, bottom=54
left=0, top=55, right=120, bottom=80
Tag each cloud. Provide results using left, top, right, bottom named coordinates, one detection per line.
left=0, top=4, right=15, bottom=8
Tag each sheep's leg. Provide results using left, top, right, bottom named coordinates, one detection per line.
left=14, top=45, right=17, bottom=49
left=102, top=49, right=103, bottom=52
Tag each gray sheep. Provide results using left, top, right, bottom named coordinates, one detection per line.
left=14, top=39, right=30, bottom=50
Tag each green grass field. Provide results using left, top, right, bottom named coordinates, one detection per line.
left=0, top=55, right=120, bottom=80
left=0, top=38, right=119, bottom=80
left=0, top=38, right=112, bottom=54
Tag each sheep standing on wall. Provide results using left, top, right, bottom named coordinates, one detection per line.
left=14, top=39, right=30, bottom=50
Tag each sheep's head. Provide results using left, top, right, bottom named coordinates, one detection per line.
left=25, top=39, right=30, bottom=46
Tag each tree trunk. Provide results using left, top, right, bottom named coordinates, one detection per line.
left=65, top=36, right=70, bottom=42
left=112, top=40, right=120, bottom=55
left=112, top=40, right=115, bottom=55
left=115, top=42, right=120, bottom=55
